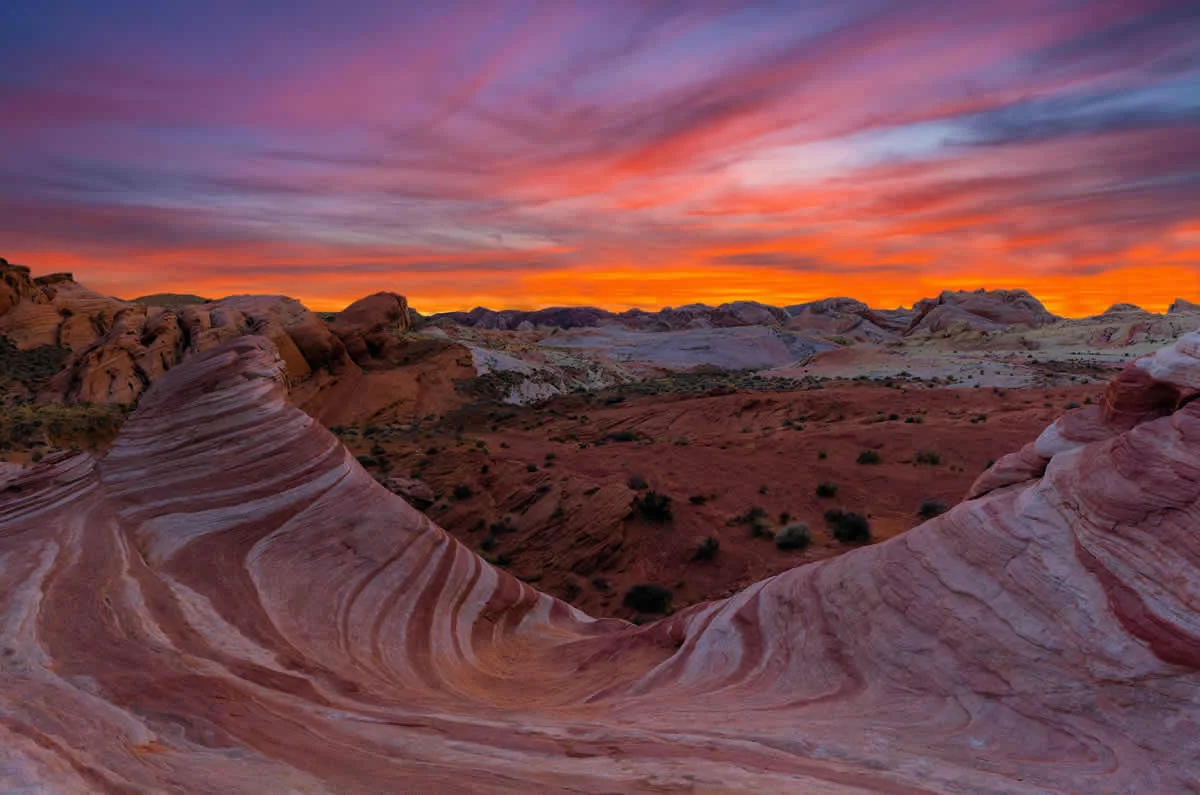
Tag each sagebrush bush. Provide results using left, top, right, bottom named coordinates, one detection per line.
left=815, top=482, right=838, bottom=498
left=824, top=509, right=871, bottom=543
left=623, top=583, right=672, bottom=613
left=856, top=450, right=881, bottom=465
left=914, top=449, right=941, bottom=465
left=633, top=490, right=672, bottom=522
left=918, top=499, right=948, bottom=519
left=693, top=536, right=720, bottom=561
left=774, top=522, right=811, bottom=550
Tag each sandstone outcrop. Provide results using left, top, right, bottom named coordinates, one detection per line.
left=328, top=291, right=413, bottom=365
left=784, top=296, right=910, bottom=341
left=0, top=259, right=36, bottom=315
left=1, top=334, right=1198, bottom=792
left=905, top=288, right=1057, bottom=335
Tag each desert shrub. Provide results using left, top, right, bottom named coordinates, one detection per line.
left=917, top=499, right=948, bottom=519
left=693, top=536, right=720, bottom=561
left=815, top=482, right=838, bottom=498
left=688, top=494, right=708, bottom=505
left=627, top=474, right=648, bottom=490
left=914, top=449, right=941, bottom=465
left=489, top=516, right=516, bottom=535
left=606, top=429, right=638, bottom=443
left=0, top=338, right=70, bottom=387
left=633, top=490, right=672, bottom=522
left=560, top=580, right=581, bottom=602
left=904, top=415, right=923, bottom=424
left=824, top=509, right=871, bottom=543
left=817, top=450, right=828, bottom=459
left=1065, top=401, right=1081, bottom=409
left=480, top=534, right=497, bottom=551
left=355, top=454, right=379, bottom=467
left=856, top=450, right=881, bottom=465
left=604, top=394, right=626, bottom=405
left=774, top=522, right=811, bottom=550
left=623, top=584, right=672, bottom=613
left=452, top=484, right=473, bottom=500
left=526, top=463, right=538, bottom=472
left=758, top=484, right=768, bottom=494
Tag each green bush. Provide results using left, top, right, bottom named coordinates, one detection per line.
left=917, top=499, right=948, bottom=519
left=856, top=450, right=881, bottom=465
left=914, top=449, right=941, bottom=465
left=693, top=536, right=719, bottom=561
left=824, top=509, right=871, bottom=543
left=774, top=522, right=811, bottom=550
left=623, top=583, right=671, bottom=613
left=815, top=482, right=838, bottom=498
left=633, top=490, right=672, bottom=522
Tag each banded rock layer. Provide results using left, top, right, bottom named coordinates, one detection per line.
left=2, top=336, right=1199, bottom=793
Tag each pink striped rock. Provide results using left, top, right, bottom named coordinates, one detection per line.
left=2, top=335, right=1199, bottom=793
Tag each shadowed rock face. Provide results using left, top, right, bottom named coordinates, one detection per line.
left=2, top=337, right=1200, bottom=792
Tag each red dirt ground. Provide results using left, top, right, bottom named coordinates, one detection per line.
left=344, top=380, right=1103, bottom=619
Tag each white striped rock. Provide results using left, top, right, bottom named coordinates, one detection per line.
left=2, top=335, right=1199, bottom=793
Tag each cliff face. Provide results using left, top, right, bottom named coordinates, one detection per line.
left=1, top=333, right=1198, bottom=792
left=0, top=268, right=431, bottom=405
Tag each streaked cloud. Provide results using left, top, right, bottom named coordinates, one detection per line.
left=0, top=0, right=1197, bottom=314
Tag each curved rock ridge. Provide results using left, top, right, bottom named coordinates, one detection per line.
left=2, top=336, right=1200, bottom=792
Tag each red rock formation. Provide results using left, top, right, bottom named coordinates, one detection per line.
left=0, top=259, right=35, bottom=315
left=1, top=334, right=1198, bottom=792
left=328, top=291, right=412, bottom=366
left=906, top=288, right=1057, bottom=336
left=0, top=270, right=432, bottom=405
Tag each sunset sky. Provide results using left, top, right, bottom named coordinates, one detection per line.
left=2, top=0, right=1198, bottom=315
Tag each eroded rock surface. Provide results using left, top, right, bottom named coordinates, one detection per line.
left=1, top=334, right=1199, bottom=792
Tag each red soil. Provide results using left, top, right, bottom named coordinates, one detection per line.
left=345, top=381, right=1103, bottom=618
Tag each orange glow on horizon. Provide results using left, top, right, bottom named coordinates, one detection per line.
left=7, top=245, right=1195, bottom=319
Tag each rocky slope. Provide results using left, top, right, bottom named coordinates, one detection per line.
left=1, top=335, right=1198, bottom=792
left=0, top=261, right=470, bottom=422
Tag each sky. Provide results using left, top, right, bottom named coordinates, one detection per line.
left=1, top=0, right=1198, bottom=315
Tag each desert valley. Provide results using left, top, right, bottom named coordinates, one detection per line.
left=2, top=257, right=1200, bottom=791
